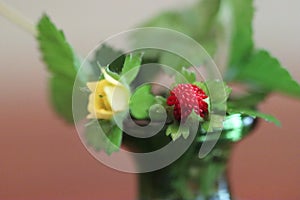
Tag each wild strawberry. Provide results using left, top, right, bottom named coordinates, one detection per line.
left=167, top=84, right=208, bottom=121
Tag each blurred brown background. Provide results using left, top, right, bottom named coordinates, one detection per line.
left=1, top=0, right=299, bottom=199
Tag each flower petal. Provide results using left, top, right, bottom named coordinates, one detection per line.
left=104, top=85, right=130, bottom=112
left=86, top=82, right=98, bottom=91
left=87, top=93, right=96, bottom=114
left=101, top=68, right=121, bottom=86
left=87, top=108, right=113, bottom=119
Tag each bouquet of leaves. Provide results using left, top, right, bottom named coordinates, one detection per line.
left=2, top=0, right=300, bottom=198
left=1, top=0, right=300, bottom=160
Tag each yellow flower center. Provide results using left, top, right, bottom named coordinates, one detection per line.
left=87, top=80, right=113, bottom=119
left=86, top=73, right=130, bottom=119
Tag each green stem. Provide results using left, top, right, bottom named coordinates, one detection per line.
left=0, top=1, right=37, bottom=36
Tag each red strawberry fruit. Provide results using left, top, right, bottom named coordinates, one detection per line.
left=167, top=84, right=208, bottom=121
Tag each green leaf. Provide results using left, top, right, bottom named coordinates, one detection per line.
left=50, top=76, right=74, bottom=123
left=166, top=122, right=189, bottom=141
left=121, top=53, right=143, bottom=84
left=135, top=0, right=221, bottom=69
left=140, top=0, right=220, bottom=41
left=155, top=96, right=167, bottom=107
left=129, top=85, right=156, bottom=119
left=73, top=56, right=96, bottom=83
left=104, top=65, right=120, bottom=80
left=166, top=122, right=180, bottom=140
left=221, top=0, right=254, bottom=69
left=37, top=15, right=77, bottom=80
left=194, top=81, right=231, bottom=103
left=105, top=125, right=122, bottom=154
left=201, top=121, right=210, bottom=133
left=234, top=50, right=300, bottom=97
left=148, top=104, right=167, bottom=121
left=228, top=92, right=267, bottom=108
left=193, top=81, right=209, bottom=94
left=227, top=107, right=281, bottom=126
left=85, top=122, right=103, bottom=152
left=91, top=44, right=125, bottom=74
left=160, top=53, right=191, bottom=74
left=181, top=126, right=190, bottom=139
left=184, top=110, right=204, bottom=134
left=85, top=120, right=122, bottom=155
left=37, top=14, right=80, bottom=123
left=175, top=67, right=196, bottom=83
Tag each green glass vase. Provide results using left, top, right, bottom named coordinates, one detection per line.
left=125, top=114, right=256, bottom=200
